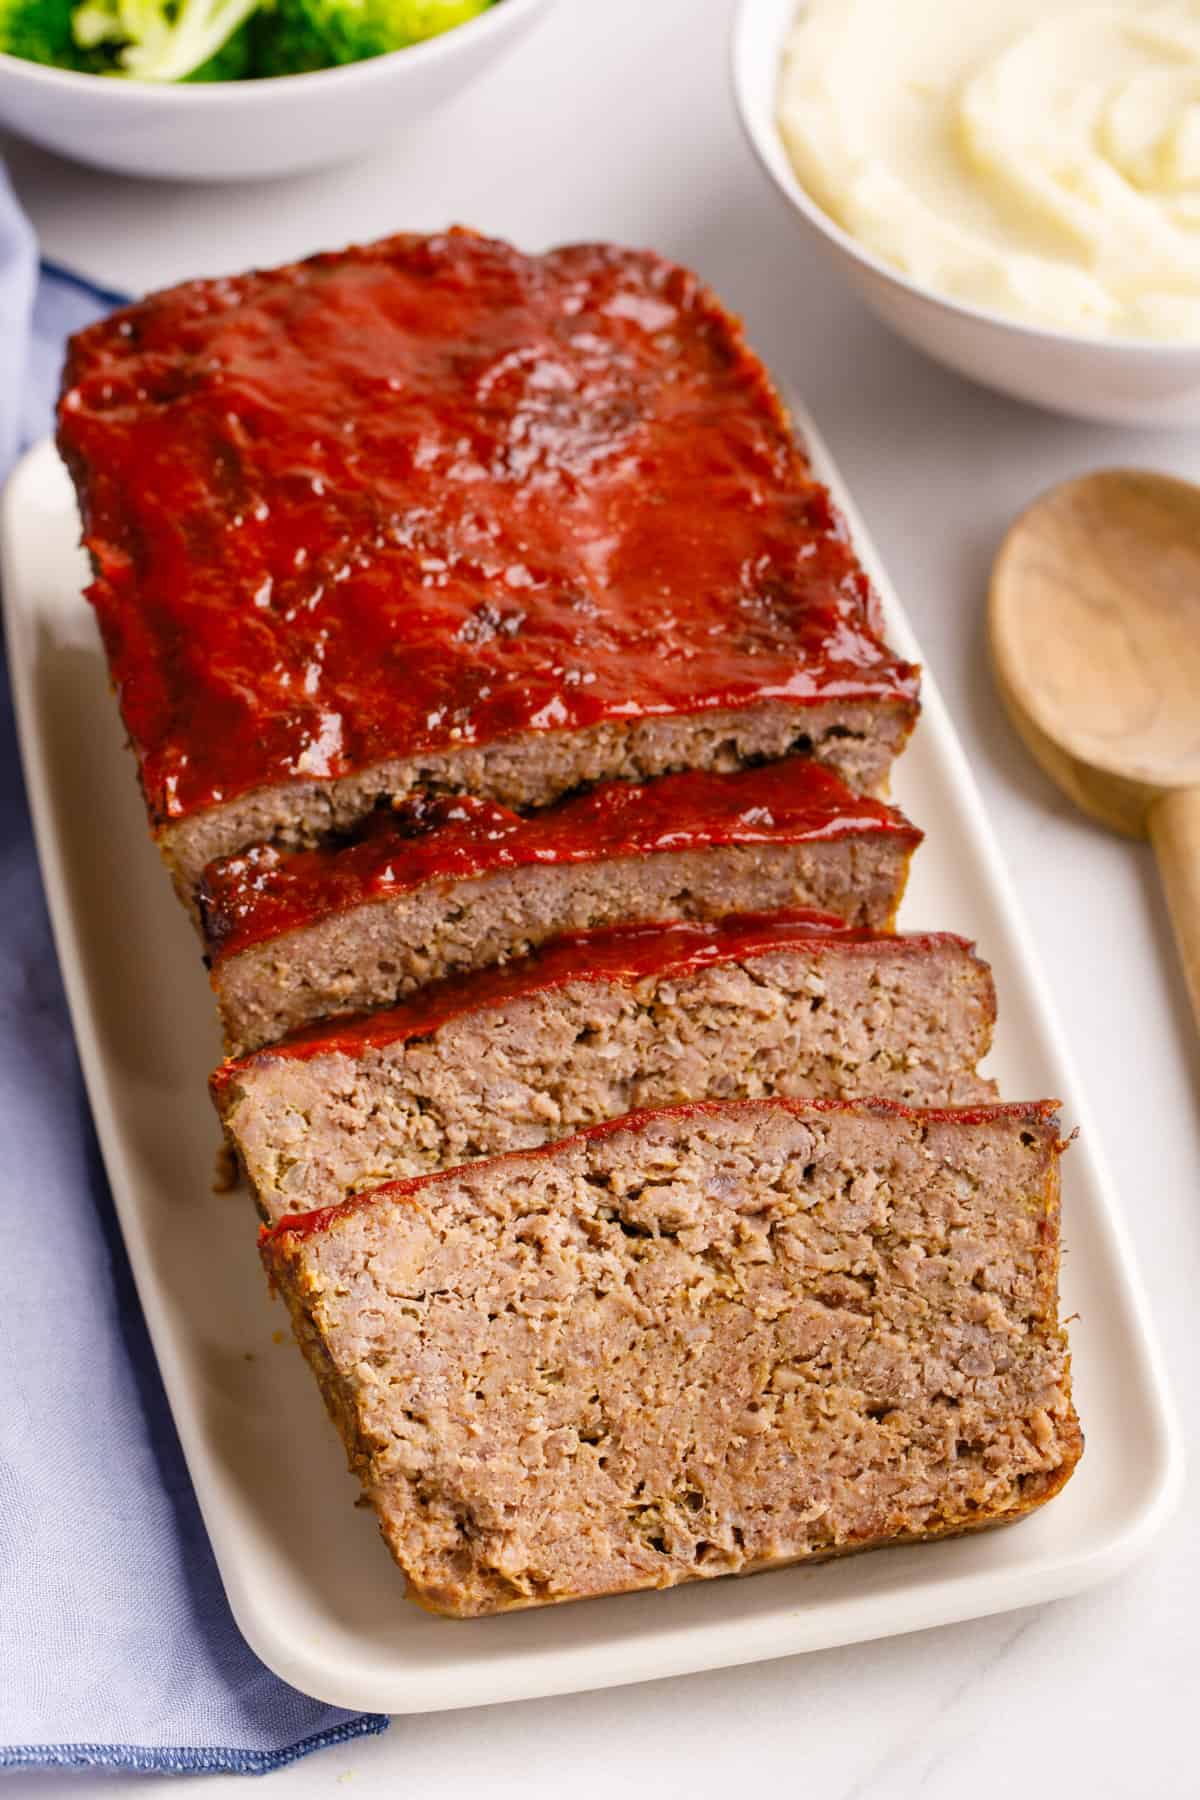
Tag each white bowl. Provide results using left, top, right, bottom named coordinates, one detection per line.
left=0, top=0, right=554, bottom=183
left=731, top=0, right=1200, bottom=429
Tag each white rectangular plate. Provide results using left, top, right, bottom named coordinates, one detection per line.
left=2, top=416, right=1182, bottom=1715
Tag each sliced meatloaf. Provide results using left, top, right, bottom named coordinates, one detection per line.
left=57, top=229, right=918, bottom=899
left=262, top=1096, right=1082, bottom=1618
left=215, top=913, right=996, bottom=1221
left=202, top=760, right=921, bottom=1055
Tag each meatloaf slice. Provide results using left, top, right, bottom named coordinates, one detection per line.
left=215, top=913, right=996, bottom=1221
left=57, top=229, right=918, bottom=900
left=203, top=760, right=921, bottom=1055
left=262, top=1096, right=1082, bottom=1618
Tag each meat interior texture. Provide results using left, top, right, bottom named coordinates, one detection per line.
left=203, top=759, right=921, bottom=1054
left=262, top=1099, right=1081, bottom=1618
left=200, top=759, right=920, bottom=961
left=57, top=229, right=919, bottom=896
left=216, top=924, right=998, bottom=1220
left=168, top=700, right=914, bottom=906
left=212, top=834, right=915, bottom=1056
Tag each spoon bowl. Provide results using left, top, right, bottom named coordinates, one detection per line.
left=990, top=469, right=1200, bottom=1028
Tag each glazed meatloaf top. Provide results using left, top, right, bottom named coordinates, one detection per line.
left=57, top=229, right=918, bottom=837
left=200, top=759, right=922, bottom=963
left=212, top=908, right=970, bottom=1072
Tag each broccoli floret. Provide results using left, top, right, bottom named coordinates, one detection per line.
left=0, top=0, right=95, bottom=69
left=383, top=0, right=493, bottom=39
left=71, top=0, right=263, bottom=81
left=184, top=13, right=253, bottom=76
left=0, top=0, right=489, bottom=78
left=253, top=0, right=492, bottom=77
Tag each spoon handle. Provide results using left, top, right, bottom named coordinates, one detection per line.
left=1149, top=787, right=1200, bottom=1035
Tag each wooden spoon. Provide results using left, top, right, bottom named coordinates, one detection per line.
left=990, top=469, right=1200, bottom=1031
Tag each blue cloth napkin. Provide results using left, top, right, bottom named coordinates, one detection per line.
left=0, top=166, right=389, bottom=1775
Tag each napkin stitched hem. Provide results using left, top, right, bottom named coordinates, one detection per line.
left=40, top=254, right=130, bottom=313
left=0, top=1713, right=390, bottom=1776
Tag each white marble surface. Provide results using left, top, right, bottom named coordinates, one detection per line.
left=5, top=2, right=1199, bottom=1793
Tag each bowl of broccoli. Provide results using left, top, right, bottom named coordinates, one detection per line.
left=0, top=0, right=554, bottom=179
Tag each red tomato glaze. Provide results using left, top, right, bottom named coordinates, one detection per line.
left=58, top=230, right=919, bottom=827
left=200, top=758, right=921, bottom=963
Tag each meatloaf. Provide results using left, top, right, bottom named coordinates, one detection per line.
left=57, top=228, right=918, bottom=899
left=262, top=1096, right=1081, bottom=1617
left=216, top=912, right=996, bottom=1221
left=203, top=759, right=921, bottom=1055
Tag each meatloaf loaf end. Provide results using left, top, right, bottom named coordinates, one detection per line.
left=57, top=229, right=918, bottom=900
left=215, top=913, right=996, bottom=1221
left=262, top=1096, right=1082, bottom=1618
left=203, top=760, right=921, bottom=1056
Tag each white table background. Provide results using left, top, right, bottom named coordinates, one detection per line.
left=5, top=2, right=1199, bottom=1794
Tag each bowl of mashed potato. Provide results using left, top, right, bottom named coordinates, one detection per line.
left=732, top=0, right=1200, bottom=425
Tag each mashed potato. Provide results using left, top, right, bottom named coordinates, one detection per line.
left=778, top=1, right=1200, bottom=339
